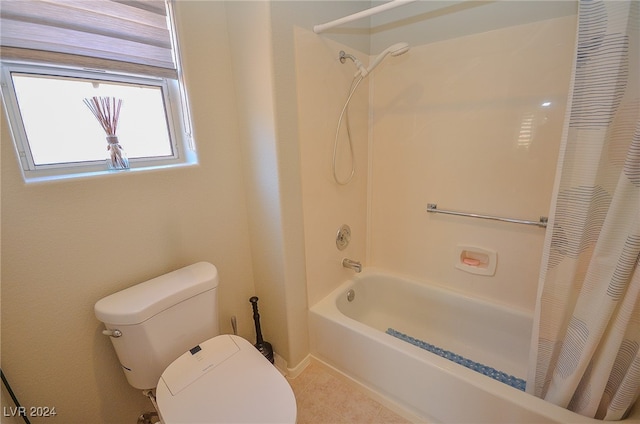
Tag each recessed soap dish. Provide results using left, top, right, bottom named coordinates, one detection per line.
left=454, top=245, right=497, bottom=276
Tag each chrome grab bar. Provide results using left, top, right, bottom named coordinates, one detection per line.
left=426, top=203, right=548, bottom=228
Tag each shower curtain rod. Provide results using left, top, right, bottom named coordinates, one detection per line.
left=313, top=0, right=418, bottom=34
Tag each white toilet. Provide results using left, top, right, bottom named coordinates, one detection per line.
left=94, top=262, right=296, bottom=423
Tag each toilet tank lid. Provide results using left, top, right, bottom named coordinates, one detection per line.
left=94, top=262, right=219, bottom=325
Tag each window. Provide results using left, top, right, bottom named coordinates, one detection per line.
left=1, top=63, right=194, bottom=180
left=0, top=0, right=196, bottom=182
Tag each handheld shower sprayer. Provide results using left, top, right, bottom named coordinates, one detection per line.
left=363, top=42, right=410, bottom=77
left=333, top=42, right=410, bottom=185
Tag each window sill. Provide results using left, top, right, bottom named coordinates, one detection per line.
left=21, top=161, right=199, bottom=185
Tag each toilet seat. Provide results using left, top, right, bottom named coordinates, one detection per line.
left=156, top=335, right=297, bottom=423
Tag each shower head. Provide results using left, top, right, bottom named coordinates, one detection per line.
left=389, top=42, right=410, bottom=56
left=340, top=42, right=410, bottom=79
left=362, top=42, right=410, bottom=77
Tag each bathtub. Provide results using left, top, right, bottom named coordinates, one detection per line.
left=309, top=270, right=640, bottom=423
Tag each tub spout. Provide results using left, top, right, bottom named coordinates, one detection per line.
left=342, top=258, right=362, bottom=273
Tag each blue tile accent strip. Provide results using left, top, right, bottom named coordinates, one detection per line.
left=386, top=328, right=526, bottom=391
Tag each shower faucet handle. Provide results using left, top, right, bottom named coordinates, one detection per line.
left=336, top=224, right=351, bottom=250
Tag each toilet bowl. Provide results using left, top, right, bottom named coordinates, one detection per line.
left=156, top=335, right=296, bottom=423
left=94, top=262, right=296, bottom=423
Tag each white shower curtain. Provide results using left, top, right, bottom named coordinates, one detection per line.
left=528, top=0, right=639, bottom=420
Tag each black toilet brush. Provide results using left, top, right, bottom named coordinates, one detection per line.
left=249, top=296, right=274, bottom=364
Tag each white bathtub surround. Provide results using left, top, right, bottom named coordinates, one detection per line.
left=366, top=12, right=576, bottom=313
left=529, top=1, right=640, bottom=420
left=310, top=270, right=639, bottom=423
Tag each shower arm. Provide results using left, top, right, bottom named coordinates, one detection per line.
left=339, top=51, right=367, bottom=77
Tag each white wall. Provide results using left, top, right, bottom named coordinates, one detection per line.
left=225, top=0, right=293, bottom=365
left=1, top=2, right=257, bottom=422
left=224, top=0, right=315, bottom=370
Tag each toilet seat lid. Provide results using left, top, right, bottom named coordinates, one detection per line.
left=156, top=335, right=296, bottom=424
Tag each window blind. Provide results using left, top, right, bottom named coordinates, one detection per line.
left=0, top=0, right=177, bottom=78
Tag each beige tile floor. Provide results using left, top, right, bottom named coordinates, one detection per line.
left=287, top=360, right=413, bottom=424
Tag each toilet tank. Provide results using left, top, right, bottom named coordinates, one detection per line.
left=95, top=262, right=220, bottom=390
